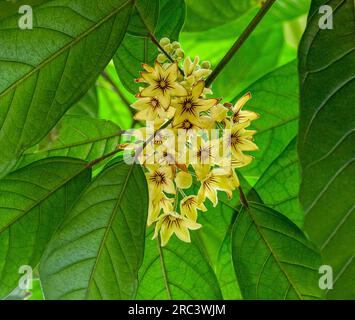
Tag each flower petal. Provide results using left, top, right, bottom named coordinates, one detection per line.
left=169, top=82, right=188, bottom=97
left=174, top=225, right=191, bottom=243
left=191, top=80, right=205, bottom=99
left=233, top=92, right=252, bottom=113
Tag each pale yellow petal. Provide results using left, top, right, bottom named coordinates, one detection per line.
left=140, top=85, right=162, bottom=97
left=160, top=223, right=174, bottom=246
left=169, top=82, right=188, bottom=97
left=194, top=164, right=211, bottom=181
left=204, top=183, right=218, bottom=207
left=239, top=110, right=259, bottom=122
left=233, top=92, right=252, bottom=113
left=165, top=62, right=179, bottom=82
left=196, top=98, right=219, bottom=113
left=131, top=97, right=151, bottom=110
left=147, top=202, right=161, bottom=227
left=182, top=217, right=202, bottom=230
left=239, top=138, right=259, bottom=151
left=211, top=104, right=228, bottom=122
left=164, top=178, right=176, bottom=194
left=191, top=80, right=205, bottom=99
left=197, top=201, right=207, bottom=212
left=174, top=225, right=191, bottom=243
left=140, top=71, right=156, bottom=85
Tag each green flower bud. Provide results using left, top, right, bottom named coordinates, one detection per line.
left=201, top=61, right=211, bottom=70
left=159, top=37, right=170, bottom=47
left=172, top=41, right=181, bottom=49
left=157, top=53, right=167, bottom=63
left=164, top=43, right=173, bottom=53
left=175, top=48, right=185, bottom=59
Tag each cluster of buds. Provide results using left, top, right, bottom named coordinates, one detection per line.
left=124, top=39, right=259, bottom=246
left=157, top=37, right=185, bottom=63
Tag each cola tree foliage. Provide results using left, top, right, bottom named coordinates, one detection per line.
left=0, top=0, right=353, bottom=301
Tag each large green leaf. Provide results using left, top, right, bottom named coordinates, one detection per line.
left=16, top=115, right=121, bottom=168
left=0, top=0, right=52, bottom=20
left=114, top=0, right=186, bottom=94
left=235, top=61, right=299, bottom=185
left=0, top=158, right=91, bottom=299
left=192, top=176, right=257, bottom=299
left=97, top=64, right=135, bottom=130
left=183, top=0, right=310, bottom=32
left=40, top=161, right=148, bottom=300
left=183, top=0, right=256, bottom=32
left=67, top=87, right=99, bottom=118
left=137, top=229, right=222, bottom=300
left=215, top=230, right=242, bottom=300
left=0, top=0, right=133, bottom=176
left=232, top=203, right=324, bottom=299
left=181, top=1, right=310, bottom=100
left=298, top=0, right=355, bottom=299
left=254, top=137, right=303, bottom=226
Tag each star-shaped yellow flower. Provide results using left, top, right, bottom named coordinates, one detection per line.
left=137, top=61, right=187, bottom=107
left=223, top=122, right=258, bottom=158
left=197, top=168, right=234, bottom=207
left=147, top=193, right=174, bottom=227
left=146, top=165, right=175, bottom=201
left=131, top=96, right=169, bottom=121
left=153, top=212, right=202, bottom=246
left=180, top=195, right=207, bottom=221
left=172, top=80, right=219, bottom=123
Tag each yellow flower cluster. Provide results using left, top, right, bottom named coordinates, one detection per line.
left=128, top=38, right=259, bottom=246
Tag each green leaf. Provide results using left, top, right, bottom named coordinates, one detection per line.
left=183, top=0, right=310, bottom=32
left=215, top=231, right=242, bottom=300
left=127, top=0, right=160, bottom=36
left=298, top=0, right=355, bottom=299
left=232, top=203, right=324, bottom=299
left=114, top=0, right=186, bottom=93
left=0, top=158, right=91, bottom=299
left=40, top=161, right=148, bottom=300
left=181, top=0, right=310, bottom=100
left=136, top=229, right=222, bottom=299
left=0, top=0, right=133, bottom=176
left=191, top=175, right=256, bottom=299
left=0, top=0, right=51, bottom=20
left=183, top=0, right=256, bottom=32
left=254, top=138, right=303, bottom=227
left=16, top=115, right=121, bottom=168
left=67, top=87, right=99, bottom=118
left=97, top=64, right=135, bottom=130
left=236, top=61, right=299, bottom=185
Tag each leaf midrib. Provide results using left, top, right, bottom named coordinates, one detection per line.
left=25, top=131, right=122, bottom=154
left=0, top=0, right=133, bottom=99
left=246, top=203, right=304, bottom=299
left=0, top=160, right=88, bottom=234
left=84, top=162, right=135, bottom=299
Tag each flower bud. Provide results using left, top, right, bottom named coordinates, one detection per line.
left=194, top=69, right=212, bottom=79
left=157, top=53, right=167, bottom=63
left=159, top=37, right=170, bottom=47
left=172, top=41, right=181, bottom=49
left=164, top=44, right=173, bottom=53
left=175, top=48, right=185, bottom=59
left=201, top=61, right=211, bottom=70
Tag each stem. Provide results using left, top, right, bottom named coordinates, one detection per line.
left=86, top=138, right=125, bottom=168
left=206, top=0, right=276, bottom=87
left=101, top=71, right=133, bottom=111
left=238, top=186, right=249, bottom=209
